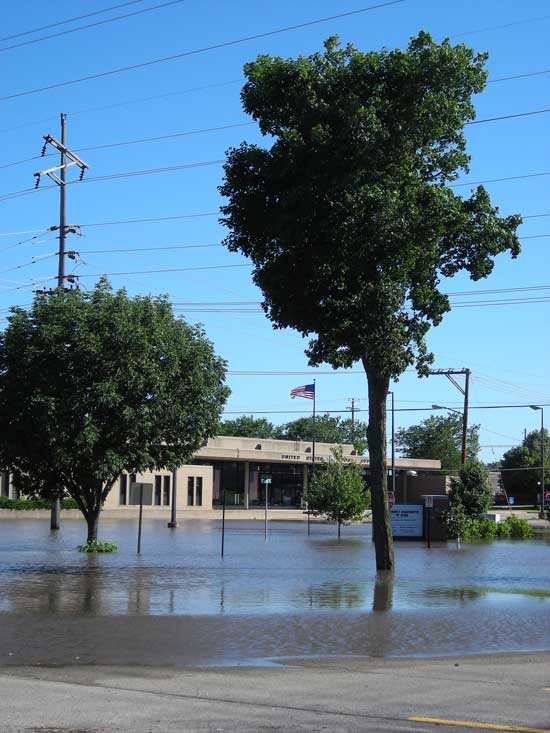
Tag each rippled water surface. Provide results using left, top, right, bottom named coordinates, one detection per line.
left=0, top=518, right=549, bottom=666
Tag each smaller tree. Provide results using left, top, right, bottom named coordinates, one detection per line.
left=218, top=415, right=276, bottom=438
left=307, top=448, right=370, bottom=537
left=449, top=461, right=492, bottom=518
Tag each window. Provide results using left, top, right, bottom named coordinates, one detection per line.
left=119, top=474, right=127, bottom=505
left=187, top=476, right=194, bottom=506
left=196, top=477, right=203, bottom=506
left=163, top=475, right=171, bottom=506
left=154, top=475, right=162, bottom=506
left=130, top=473, right=137, bottom=485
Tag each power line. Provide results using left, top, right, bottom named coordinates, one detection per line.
left=80, top=212, right=219, bottom=228
left=0, top=121, right=254, bottom=170
left=3, top=163, right=550, bottom=205
left=4, top=104, right=550, bottom=172
left=0, top=1, right=406, bottom=103
left=0, top=0, right=148, bottom=42
left=0, top=159, right=226, bottom=202
left=79, top=243, right=222, bottom=254
left=449, top=13, right=550, bottom=40
left=2, top=212, right=547, bottom=245
left=0, top=80, right=243, bottom=135
left=448, top=284, right=550, bottom=296
left=1, top=263, right=253, bottom=293
left=452, top=297, right=550, bottom=308
left=488, top=69, right=550, bottom=84
left=0, top=0, right=186, bottom=54
left=467, top=108, right=550, bottom=126
left=451, top=171, right=550, bottom=188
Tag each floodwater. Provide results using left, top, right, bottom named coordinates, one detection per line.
left=0, top=518, right=549, bottom=667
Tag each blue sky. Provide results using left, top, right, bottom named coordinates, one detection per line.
left=1, top=0, right=549, bottom=461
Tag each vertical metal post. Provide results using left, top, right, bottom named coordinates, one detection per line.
left=426, top=506, right=431, bottom=549
left=137, top=483, right=144, bottom=554
left=541, top=409, right=545, bottom=515
left=311, top=379, right=316, bottom=469
left=168, top=468, right=178, bottom=528
left=461, top=369, right=470, bottom=465
left=391, top=391, right=396, bottom=497
left=264, top=480, right=268, bottom=542
left=221, top=489, right=226, bottom=557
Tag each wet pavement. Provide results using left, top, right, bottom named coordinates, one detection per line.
left=0, top=518, right=549, bottom=666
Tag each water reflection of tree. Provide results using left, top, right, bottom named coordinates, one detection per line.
left=304, top=581, right=367, bottom=610
left=372, top=572, right=393, bottom=612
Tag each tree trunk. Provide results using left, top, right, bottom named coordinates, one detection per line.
left=86, top=511, right=100, bottom=543
left=363, top=359, right=394, bottom=572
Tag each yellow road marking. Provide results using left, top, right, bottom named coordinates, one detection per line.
left=409, top=717, right=550, bottom=733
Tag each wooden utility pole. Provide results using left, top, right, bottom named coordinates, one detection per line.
left=430, top=368, right=471, bottom=465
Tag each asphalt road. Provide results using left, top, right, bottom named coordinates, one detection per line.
left=1, top=652, right=549, bottom=732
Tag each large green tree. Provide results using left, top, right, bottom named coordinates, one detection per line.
left=275, top=414, right=368, bottom=454
left=0, top=280, right=229, bottom=543
left=396, top=414, right=480, bottom=471
left=501, top=429, right=549, bottom=503
left=220, top=33, right=520, bottom=570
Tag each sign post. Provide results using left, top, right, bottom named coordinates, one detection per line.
left=221, top=488, right=226, bottom=558
left=425, top=495, right=434, bottom=549
left=137, top=483, right=144, bottom=554
left=262, top=475, right=272, bottom=542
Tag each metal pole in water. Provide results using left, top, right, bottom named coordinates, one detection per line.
left=264, top=480, right=268, bottom=542
left=137, top=483, right=144, bottom=554
left=221, top=489, right=226, bottom=558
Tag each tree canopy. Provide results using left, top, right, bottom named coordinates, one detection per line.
left=396, top=414, right=479, bottom=471
left=217, top=415, right=276, bottom=438
left=0, top=280, right=229, bottom=542
left=220, top=33, right=521, bottom=571
left=501, top=429, right=549, bottom=502
left=275, top=414, right=368, bottom=454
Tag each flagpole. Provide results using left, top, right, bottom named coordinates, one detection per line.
left=312, top=379, right=316, bottom=471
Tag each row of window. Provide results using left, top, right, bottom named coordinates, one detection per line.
left=119, top=474, right=202, bottom=507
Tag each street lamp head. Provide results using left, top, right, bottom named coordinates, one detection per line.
left=432, top=404, right=443, bottom=410
left=530, top=405, right=542, bottom=411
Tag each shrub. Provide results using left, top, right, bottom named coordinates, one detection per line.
left=0, top=496, right=79, bottom=510
left=496, top=515, right=534, bottom=539
left=78, top=540, right=118, bottom=553
left=446, top=511, right=534, bottom=540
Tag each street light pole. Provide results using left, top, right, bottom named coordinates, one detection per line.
left=530, top=406, right=545, bottom=515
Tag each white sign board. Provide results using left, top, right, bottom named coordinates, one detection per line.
left=424, top=495, right=434, bottom=508
left=391, top=504, right=424, bottom=538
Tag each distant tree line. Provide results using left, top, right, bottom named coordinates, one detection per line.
left=217, top=414, right=368, bottom=454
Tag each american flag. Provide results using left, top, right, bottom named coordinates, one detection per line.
left=290, top=383, right=315, bottom=400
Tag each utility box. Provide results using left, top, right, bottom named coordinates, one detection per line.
left=129, top=482, right=153, bottom=506
left=421, top=494, right=449, bottom=542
